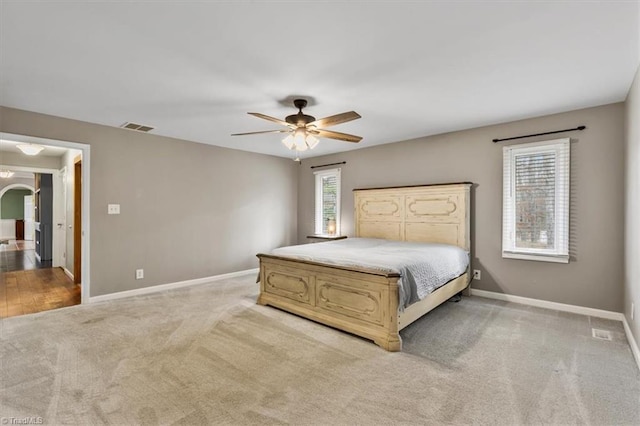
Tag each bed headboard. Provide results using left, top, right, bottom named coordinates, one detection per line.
left=353, top=183, right=471, bottom=251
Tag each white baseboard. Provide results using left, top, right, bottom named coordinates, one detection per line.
left=88, top=268, right=259, bottom=304
left=622, top=317, right=640, bottom=373
left=62, top=267, right=74, bottom=281
left=469, top=288, right=624, bottom=321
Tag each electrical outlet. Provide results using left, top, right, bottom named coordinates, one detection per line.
left=473, top=269, right=481, bottom=280
left=136, top=269, right=144, bottom=280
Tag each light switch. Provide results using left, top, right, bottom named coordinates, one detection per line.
left=108, top=204, right=120, bottom=215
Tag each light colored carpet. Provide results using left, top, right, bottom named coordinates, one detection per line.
left=1, top=274, right=638, bottom=425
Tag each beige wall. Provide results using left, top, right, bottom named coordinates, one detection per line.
left=625, top=64, right=640, bottom=346
left=298, top=103, right=625, bottom=312
left=0, top=151, right=62, bottom=169
left=0, top=106, right=298, bottom=297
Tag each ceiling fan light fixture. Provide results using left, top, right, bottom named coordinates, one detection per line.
left=305, top=134, right=319, bottom=149
left=234, top=98, right=362, bottom=153
left=16, top=143, right=45, bottom=156
left=282, top=134, right=295, bottom=150
left=293, top=128, right=308, bottom=151
left=0, top=170, right=15, bottom=179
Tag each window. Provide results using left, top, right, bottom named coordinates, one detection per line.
left=502, top=138, right=570, bottom=263
left=314, top=168, right=341, bottom=235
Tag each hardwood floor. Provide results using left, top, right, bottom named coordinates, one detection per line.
left=0, top=267, right=80, bottom=318
left=0, top=240, right=52, bottom=273
left=0, top=250, right=52, bottom=273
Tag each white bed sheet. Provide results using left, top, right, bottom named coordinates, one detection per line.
left=270, top=238, right=469, bottom=309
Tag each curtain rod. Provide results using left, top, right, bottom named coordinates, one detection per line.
left=310, top=161, right=346, bottom=169
left=493, top=126, right=586, bottom=143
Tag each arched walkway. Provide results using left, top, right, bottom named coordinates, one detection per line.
left=0, top=183, right=35, bottom=242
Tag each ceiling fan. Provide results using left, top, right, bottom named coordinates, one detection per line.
left=232, top=99, right=362, bottom=152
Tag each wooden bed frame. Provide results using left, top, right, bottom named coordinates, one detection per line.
left=257, top=183, right=471, bottom=351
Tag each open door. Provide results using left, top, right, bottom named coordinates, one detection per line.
left=74, top=158, right=82, bottom=284
left=23, top=195, right=35, bottom=241
left=53, top=168, right=66, bottom=267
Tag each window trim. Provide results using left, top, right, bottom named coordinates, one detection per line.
left=502, top=138, right=570, bottom=263
left=314, top=168, right=341, bottom=236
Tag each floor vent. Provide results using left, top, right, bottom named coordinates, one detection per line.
left=120, top=122, right=154, bottom=132
left=591, top=328, right=612, bottom=341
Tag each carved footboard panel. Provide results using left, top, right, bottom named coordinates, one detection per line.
left=257, top=254, right=403, bottom=351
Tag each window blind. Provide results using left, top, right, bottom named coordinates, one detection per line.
left=502, top=139, right=570, bottom=263
left=314, top=168, right=341, bottom=235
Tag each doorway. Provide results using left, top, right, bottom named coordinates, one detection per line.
left=0, top=183, right=41, bottom=272
left=0, top=134, right=91, bottom=316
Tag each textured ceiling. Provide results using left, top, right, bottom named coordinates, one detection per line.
left=1, top=1, right=638, bottom=159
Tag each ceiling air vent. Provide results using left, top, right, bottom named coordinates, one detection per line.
left=120, top=122, right=154, bottom=132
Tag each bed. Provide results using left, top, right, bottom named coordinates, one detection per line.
left=257, top=182, right=472, bottom=351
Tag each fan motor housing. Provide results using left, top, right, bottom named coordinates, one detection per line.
left=286, top=98, right=315, bottom=126
left=286, top=113, right=315, bottom=126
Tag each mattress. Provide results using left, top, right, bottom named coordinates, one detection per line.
left=270, top=238, right=469, bottom=309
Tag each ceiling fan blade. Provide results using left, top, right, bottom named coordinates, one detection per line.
left=231, top=129, right=291, bottom=136
left=248, top=112, right=295, bottom=128
left=307, top=111, right=361, bottom=128
left=313, top=129, right=362, bottom=143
